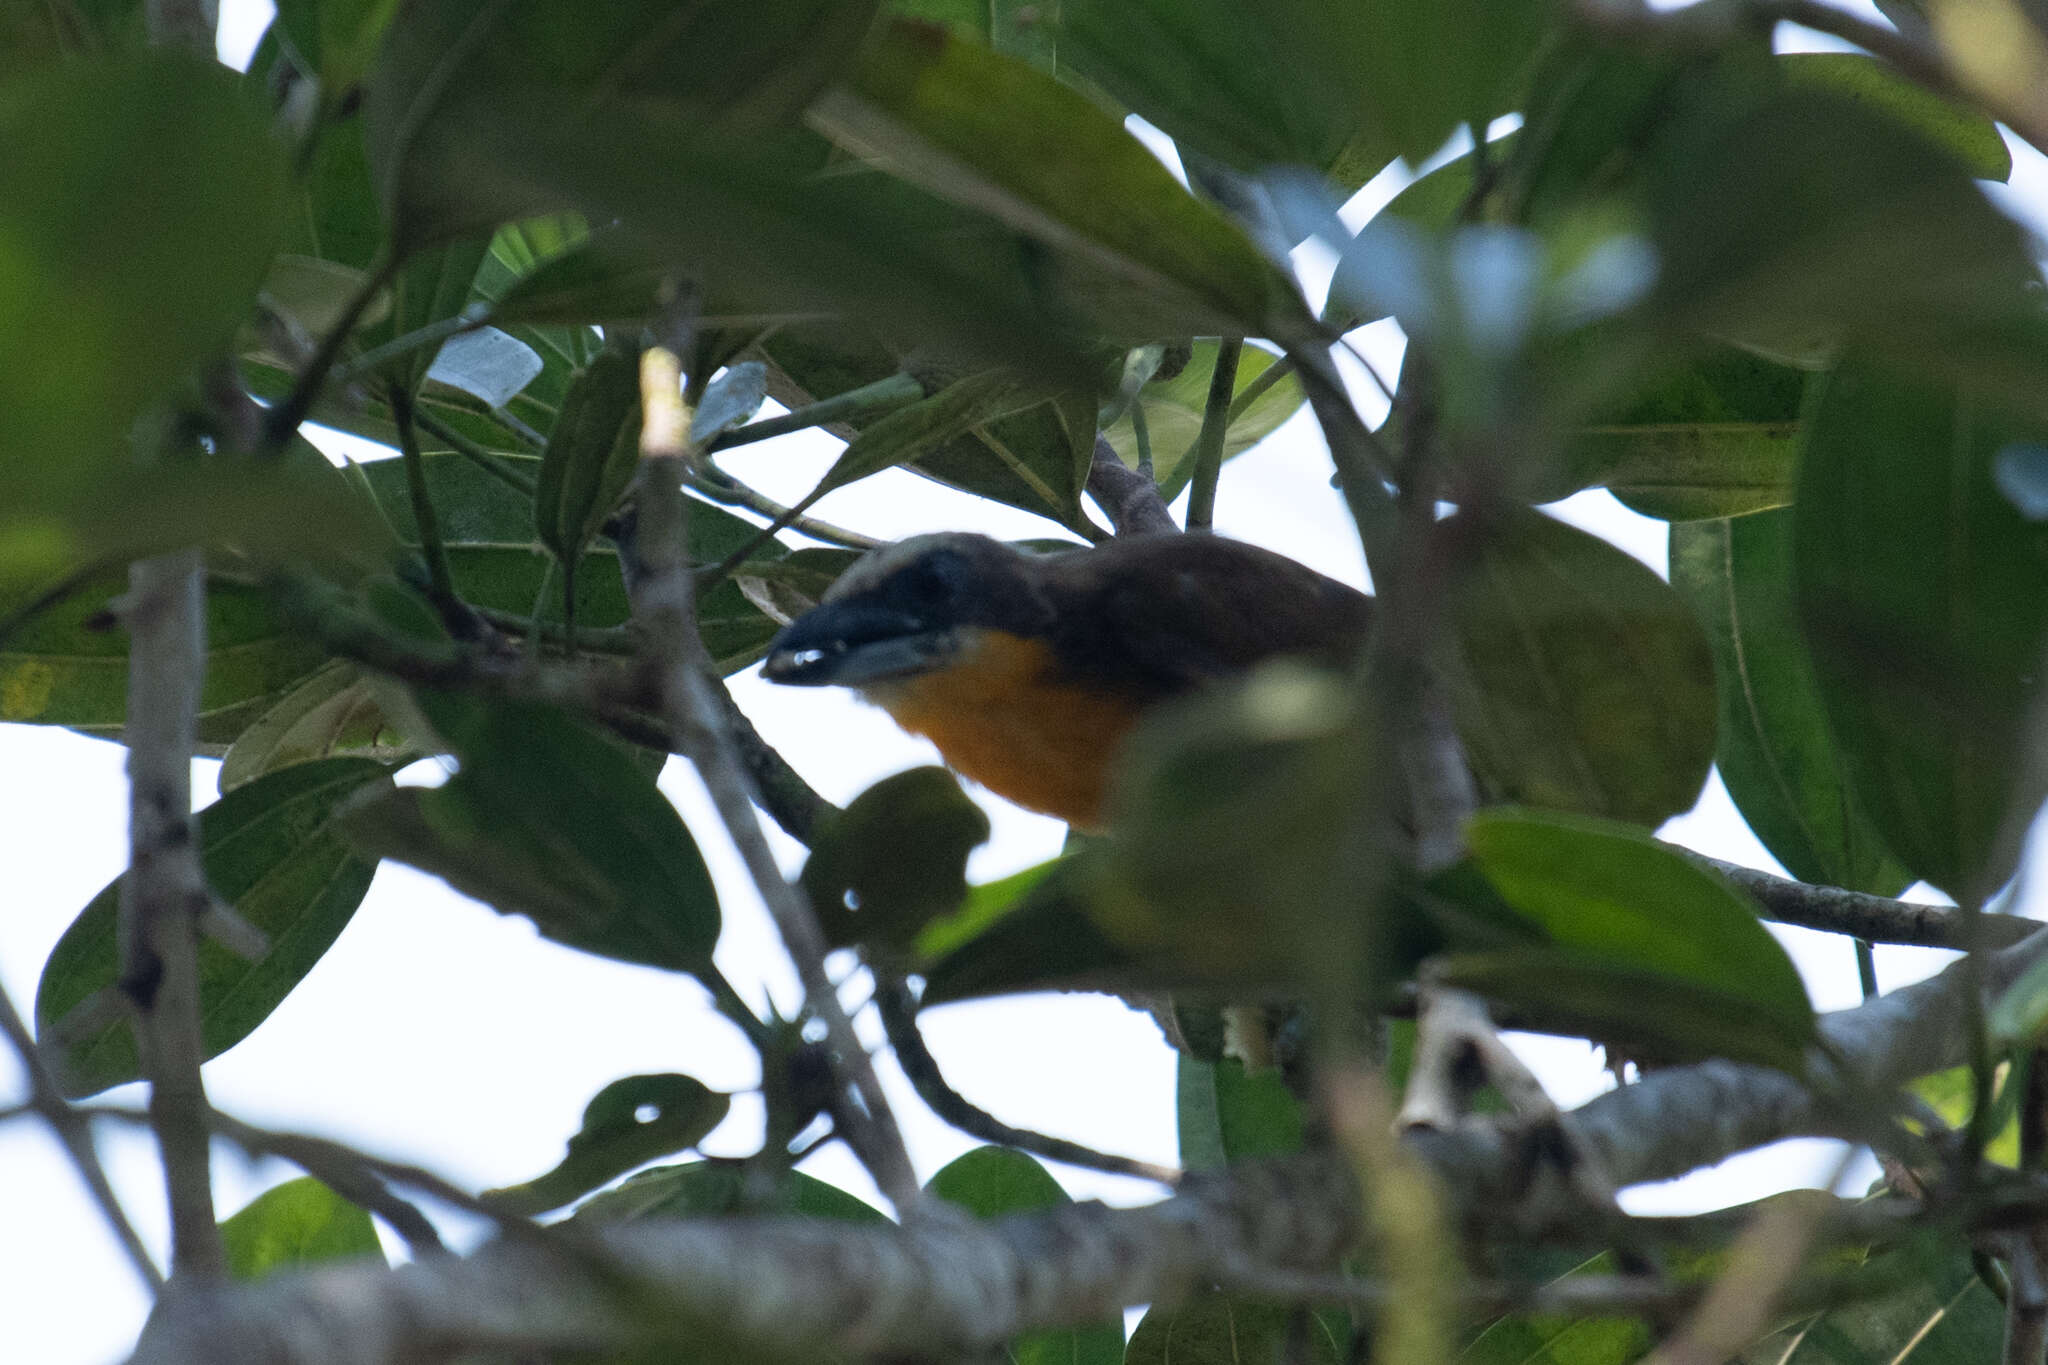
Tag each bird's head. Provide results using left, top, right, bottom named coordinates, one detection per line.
left=762, top=533, right=1056, bottom=690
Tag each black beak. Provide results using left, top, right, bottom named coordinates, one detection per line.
left=762, top=600, right=960, bottom=686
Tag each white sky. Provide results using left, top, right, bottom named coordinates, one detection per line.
left=4, top=4, right=2047, bottom=1362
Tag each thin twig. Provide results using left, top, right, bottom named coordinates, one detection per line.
left=683, top=465, right=883, bottom=552
left=875, top=979, right=1180, bottom=1186
left=705, top=372, right=926, bottom=453
left=387, top=386, right=460, bottom=621
left=1692, top=852, right=2039, bottom=949
left=260, top=253, right=403, bottom=458
left=0, top=980, right=160, bottom=1291
left=119, top=548, right=226, bottom=1282
left=625, top=339, right=920, bottom=1214
left=1184, top=337, right=1242, bottom=531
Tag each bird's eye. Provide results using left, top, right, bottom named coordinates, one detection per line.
left=900, top=549, right=968, bottom=607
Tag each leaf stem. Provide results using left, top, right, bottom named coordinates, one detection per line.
left=389, top=385, right=460, bottom=619
left=704, top=372, right=926, bottom=453
left=1184, top=337, right=1242, bottom=531
left=260, top=251, right=403, bottom=457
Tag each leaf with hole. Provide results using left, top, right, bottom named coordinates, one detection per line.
left=482, top=1074, right=731, bottom=1217
left=801, top=766, right=990, bottom=954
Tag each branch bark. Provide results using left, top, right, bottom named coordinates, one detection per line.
left=1085, top=435, right=1179, bottom=537
left=625, top=343, right=919, bottom=1213
left=120, top=548, right=226, bottom=1282
left=1692, top=852, right=2038, bottom=949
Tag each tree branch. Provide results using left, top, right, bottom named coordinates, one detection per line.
left=1690, top=852, right=2038, bottom=949
left=875, top=978, right=1181, bottom=1186
left=624, top=341, right=919, bottom=1213
left=130, top=1156, right=1360, bottom=1365
left=119, top=549, right=226, bottom=1283
left=0, top=980, right=161, bottom=1291
left=1085, top=435, right=1179, bottom=537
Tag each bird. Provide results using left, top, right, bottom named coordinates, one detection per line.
left=761, top=531, right=1375, bottom=829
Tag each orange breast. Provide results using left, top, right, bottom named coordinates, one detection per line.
left=863, top=630, right=1141, bottom=829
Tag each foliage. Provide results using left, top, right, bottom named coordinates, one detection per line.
left=5, top=1, right=2048, bottom=1362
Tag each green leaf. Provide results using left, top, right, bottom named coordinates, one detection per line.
left=272, top=0, right=403, bottom=96
left=1908, top=1063, right=2021, bottom=1168
left=824, top=18, right=1308, bottom=341
left=801, top=766, right=991, bottom=953
left=1740, top=1241, right=2002, bottom=1363
left=1781, top=52, right=2011, bottom=182
left=220, top=1177, right=385, bottom=1281
left=1176, top=1056, right=1305, bottom=1172
left=1792, top=357, right=2048, bottom=897
left=926, top=1147, right=1125, bottom=1365
left=1641, top=83, right=2037, bottom=377
left=1058, top=0, right=1398, bottom=184
left=757, top=326, right=1102, bottom=531
left=1445, top=807, right=1814, bottom=1070
left=36, top=758, right=391, bottom=1098
left=1670, top=510, right=1911, bottom=894
left=1, top=575, right=331, bottom=742
left=0, top=53, right=288, bottom=479
left=1564, top=347, right=1808, bottom=521
left=359, top=237, right=492, bottom=394
left=482, top=1074, right=732, bottom=1217
left=218, top=662, right=406, bottom=793
left=1126, top=1294, right=1345, bottom=1365
left=1447, top=507, right=1716, bottom=828
left=0, top=0, right=145, bottom=79
left=1098, top=342, right=1306, bottom=499
left=1458, top=1252, right=1653, bottom=1364
left=342, top=694, right=722, bottom=975
left=887, top=0, right=1057, bottom=71
left=810, top=371, right=1041, bottom=501
left=572, top=1160, right=888, bottom=1224
left=533, top=347, right=641, bottom=566
left=359, top=2, right=1105, bottom=384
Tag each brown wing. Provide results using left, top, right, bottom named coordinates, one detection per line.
left=1034, top=534, right=1374, bottom=701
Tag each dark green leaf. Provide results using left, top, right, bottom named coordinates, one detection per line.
left=1458, top=1252, right=1653, bottom=1364
left=757, top=326, right=1102, bottom=531
left=573, top=1159, right=888, bottom=1224
left=1, top=575, right=332, bottom=740
left=358, top=237, right=491, bottom=394
left=483, top=1074, right=732, bottom=1217
left=342, top=695, right=721, bottom=974
left=359, top=2, right=1108, bottom=383
left=1058, top=0, right=1399, bottom=184
left=0, top=53, right=288, bottom=479
left=1177, top=1056, right=1304, bottom=1171
left=1098, top=342, right=1305, bottom=499
left=888, top=0, right=1057, bottom=70
left=533, top=348, right=641, bottom=565
left=1126, top=1294, right=1344, bottom=1365
left=1445, top=807, right=1814, bottom=1069
left=811, top=371, right=1041, bottom=501
left=1793, top=357, right=2048, bottom=897
left=272, top=0, right=403, bottom=96
left=36, top=758, right=391, bottom=1097
left=926, top=1146, right=1125, bottom=1365
left=220, top=1177, right=385, bottom=1281
left=1740, top=1241, right=2002, bottom=1363
left=1447, top=507, right=1716, bottom=827
left=0, top=0, right=145, bottom=78
left=1671, top=510, right=1910, bottom=894
left=801, top=766, right=990, bottom=952
left=1782, top=52, right=2010, bottom=182
left=825, top=18, right=1308, bottom=340
left=1642, top=84, right=2037, bottom=378
left=218, top=662, right=406, bottom=793
left=1564, top=347, right=1808, bottom=521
